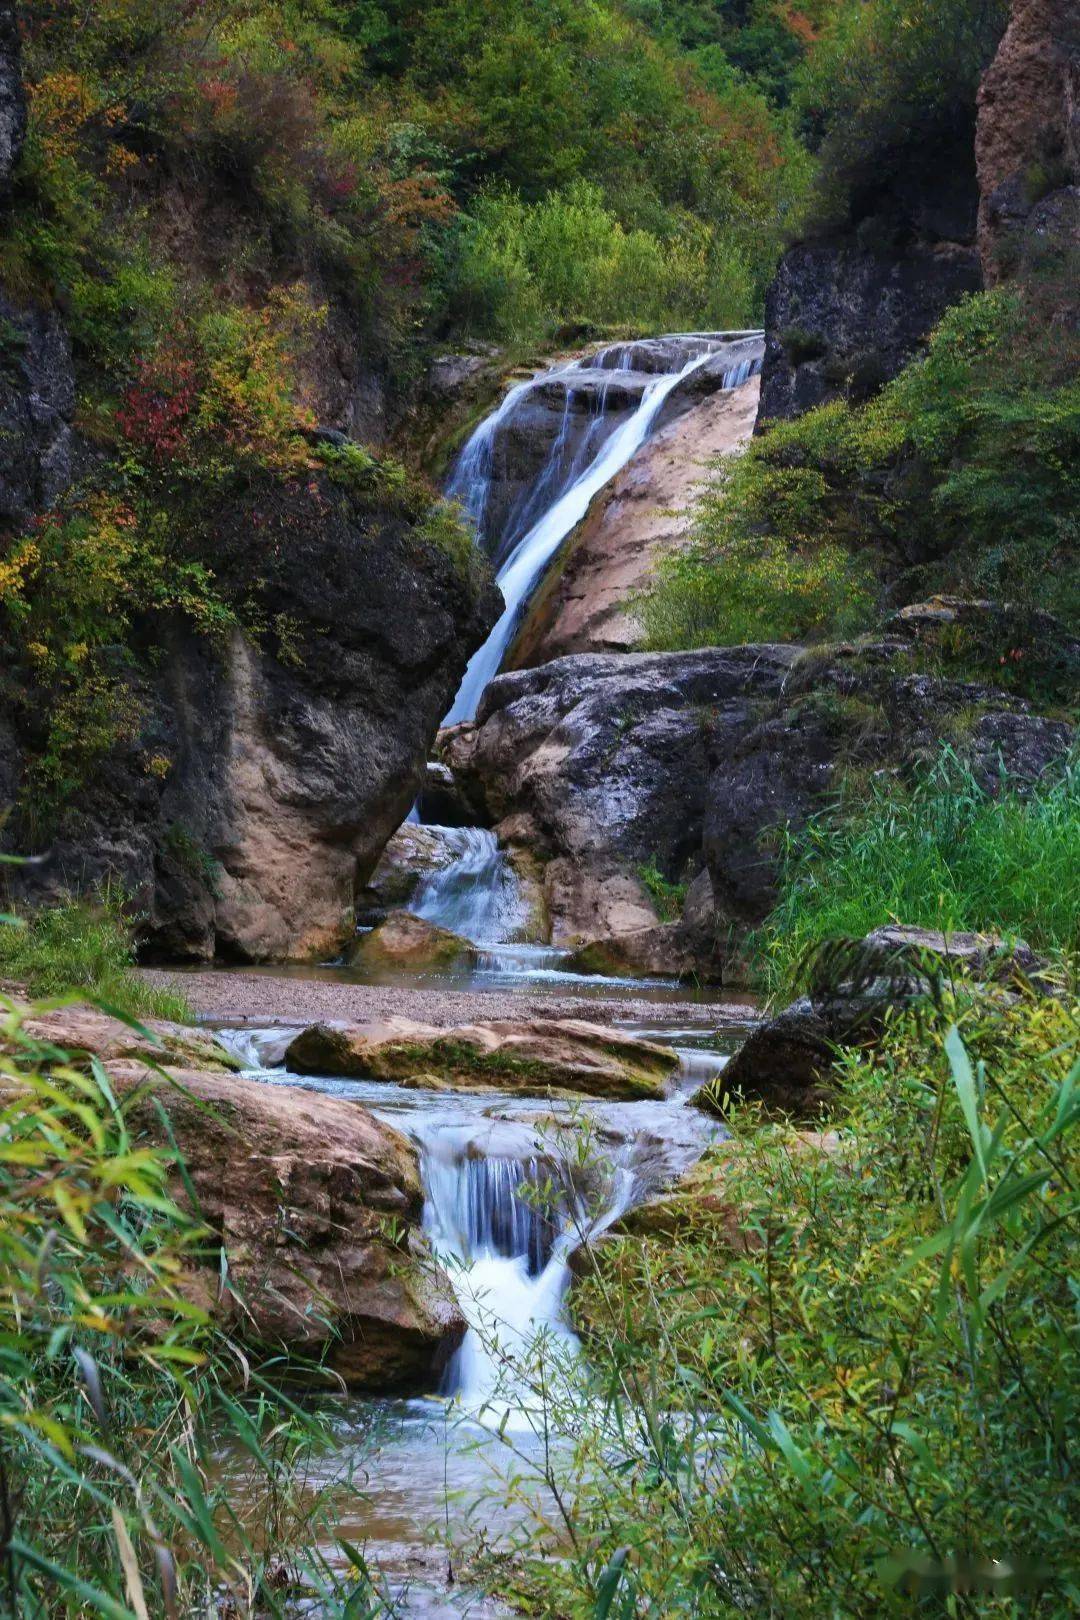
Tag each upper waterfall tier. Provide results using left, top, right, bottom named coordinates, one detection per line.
left=442, top=331, right=763, bottom=726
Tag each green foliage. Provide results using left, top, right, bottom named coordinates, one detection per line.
left=640, top=287, right=1080, bottom=652
left=539, top=988, right=1080, bottom=1617
left=794, top=0, right=1008, bottom=229
left=757, top=747, right=1080, bottom=996
left=637, top=858, right=688, bottom=922
left=0, top=992, right=376, bottom=1616
left=0, top=893, right=190, bottom=1020
left=441, top=180, right=756, bottom=342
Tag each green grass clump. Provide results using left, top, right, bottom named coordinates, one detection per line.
left=0, top=892, right=190, bottom=1021
left=637, top=857, right=688, bottom=922
left=758, top=747, right=1080, bottom=995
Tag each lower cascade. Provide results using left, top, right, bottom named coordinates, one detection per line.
left=408, top=826, right=527, bottom=946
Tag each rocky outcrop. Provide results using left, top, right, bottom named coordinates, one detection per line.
left=975, top=0, right=1080, bottom=282
left=0, top=2, right=24, bottom=191
left=8, top=999, right=463, bottom=1389
left=108, top=1059, right=463, bottom=1388
left=351, top=911, right=477, bottom=972
left=703, top=639, right=1076, bottom=931
left=285, top=1015, right=678, bottom=1099
left=0, top=294, right=77, bottom=533
left=695, top=926, right=1048, bottom=1115
left=758, top=229, right=982, bottom=424
left=440, top=645, right=799, bottom=966
left=4, top=479, right=499, bottom=961
left=439, top=633, right=1074, bottom=982
left=509, top=376, right=760, bottom=668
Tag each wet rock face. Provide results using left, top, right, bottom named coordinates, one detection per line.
left=976, top=0, right=1080, bottom=282
left=0, top=2, right=25, bottom=190
left=5, top=479, right=500, bottom=962
left=441, top=645, right=799, bottom=961
left=758, top=231, right=982, bottom=424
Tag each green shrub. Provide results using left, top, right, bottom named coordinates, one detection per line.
left=640, top=287, right=1080, bottom=653
left=757, top=747, right=1080, bottom=996
left=0, top=893, right=189, bottom=1020
left=0, top=996, right=374, bottom=1616
left=530, top=989, right=1080, bottom=1618
left=637, top=858, right=688, bottom=922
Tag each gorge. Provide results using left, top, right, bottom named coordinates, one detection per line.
left=1, top=1, right=1077, bottom=1616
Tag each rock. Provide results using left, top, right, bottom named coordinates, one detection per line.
left=12, top=1003, right=236, bottom=1073
left=566, top=926, right=696, bottom=981
left=0, top=2, right=25, bottom=189
left=350, top=911, right=478, bottom=971
left=509, top=375, right=760, bottom=668
left=758, top=232, right=982, bottom=425
left=440, top=645, right=798, bottom=960
left=285, top=1015, right=678, bottom=1099
left=0, top=293, right=77, bottom=532
left=4, top=475, right=499, bottom=962
left=104, top=1060, right=463, bottom=1390
left=703, top=639, right=1077, bottom=929
left=416, top=759, right=475, bottom=826
left=975, top=0, right=1080, bottom=282
left=357, top=823, right=463, bottom=917
left=697, top=926, right=1047, bottom=1115
left=886, top=596, right=1080, bottom=702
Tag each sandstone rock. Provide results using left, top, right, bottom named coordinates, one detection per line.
left=975, top=0, right=1080, bottom=282
left=12, top=1003, right=236, bottom=1074
left=510, top=375, right=760, bottom=668
left=696, top=926, right=1047, bottom=1115
left=105, top=1060, right=463, bottom=1390
left=350, top=911, right=477, bottom=971
left=566, top=925, right=696, bottom=981
left=4, top=474, right=499, bottom=962
left=285, top=1015, right=678, bottom=1099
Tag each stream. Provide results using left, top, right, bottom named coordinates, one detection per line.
left=211, top=332, right=764, bottom=1613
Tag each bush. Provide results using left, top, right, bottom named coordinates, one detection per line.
left=757, top=748, right=1080, bottom=996
left=639, top=287, right=1080, bottom=653
left=0, top=995, right=376, bottom=1616
left=0, top=893, right=190, bottom=1019
left=475, top=988, right=1080, bottom=1617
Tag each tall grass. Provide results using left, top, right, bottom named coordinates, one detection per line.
left=0, top=998, right=376, bottom=1616
left=758, top=748, right=1080, bottom=994
left=0, top=891, right=190, bottom=1021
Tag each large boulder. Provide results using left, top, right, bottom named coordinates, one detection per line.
left=696, top=926, right=1048, bottom=1116
left=285, top=1015, right=678, bottom=1099
left=440, top=645, right=799, bottom=959
left=13, top=1002, right=236, bottom=1074
left=106, top=1060, right=463, bottom=1389
left=3, top=476, right=499, bottom=962
left=350, top=911, right=478, bottom=971
left=975, top=0, right=1080, bottom=282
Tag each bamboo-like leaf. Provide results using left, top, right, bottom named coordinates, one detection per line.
left=946, top=1025, right=988, bottom=1185
left=111, top=1507, right=151, bottom=1620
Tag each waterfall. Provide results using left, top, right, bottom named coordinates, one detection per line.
left=443, top=332, right=764, bottom=727
left=408, top=826, right=527, bottom=945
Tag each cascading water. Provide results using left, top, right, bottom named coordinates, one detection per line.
left=443, top=332, right=764, bottom=726
left=408, top=826, right=527, bottom=945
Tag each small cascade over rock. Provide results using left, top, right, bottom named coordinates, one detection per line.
left=409, top=826, right=527, bottom=945
left=443, top=331, right=764, bottom=725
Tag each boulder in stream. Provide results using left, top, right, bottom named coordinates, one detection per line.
left=694, top=925, right=1048, bottom=1116
left=350, top=910, right=478, bottom=971
left=285, top=1015, right=678, bottom=1099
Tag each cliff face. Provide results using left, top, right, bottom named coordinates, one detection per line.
left=0, top=15, right=499, bottom=963
left=975, top=0, right=1080, bottom=281
left=758, top=160, right=983, bottom=424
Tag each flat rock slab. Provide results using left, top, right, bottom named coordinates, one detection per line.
left=9, top=1002, right=237, bottom=1073
left=286, top=1015, right=679, bottom=1099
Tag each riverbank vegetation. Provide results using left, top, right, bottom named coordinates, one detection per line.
left=514, top=986, right=1079, bottom=1618
left=0, top=995, right=372, bottom=1616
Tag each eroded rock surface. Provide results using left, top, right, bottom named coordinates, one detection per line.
left=510, top=376, right=760, bottom=667
left=0, top=2, right=24, bottom=190
left=351, top=910, right=478, bottom=971
left=285, top=1015, right=678, bottom=1099
left=976, top=0, right=1080, bottom=281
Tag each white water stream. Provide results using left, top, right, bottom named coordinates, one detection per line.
left=443, top=332, right=763, bottom=725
